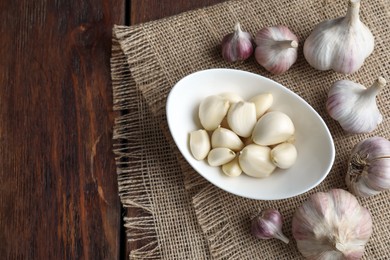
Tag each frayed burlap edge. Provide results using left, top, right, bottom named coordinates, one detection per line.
left=111, top=25, right=161, bottom=259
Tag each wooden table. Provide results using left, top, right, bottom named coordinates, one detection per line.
left=0, top=0, right=225, bottom=258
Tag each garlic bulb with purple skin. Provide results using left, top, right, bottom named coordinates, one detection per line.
left=326, top=77, right=386, bottom=134
left=292, top=189, right=372, bottom=259
left=251, top=208, right=289, bottom=244
left=255, top=25, right=298, bottom=75
left=346, top=136, right=390, bottom=197
left=304, top=0, right=374, bottom=74
left=221, top=23, right=254, bottom=63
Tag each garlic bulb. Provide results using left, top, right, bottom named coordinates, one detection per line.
left=292, top=189, right=373, bottom=259
left=221, top=23, right=254, bottom=63
left=222, top=157, right=242, bottom=177
left=255, top=26, right=298, bottom=75
left=346, top=136, right=390, bottom=197
left=199, top=95, right=230, bottom=131
left=252, top=111, right=295, bottom=146
left=326, top=77, right=386, bottom=134
left=304, top=0, right=374, bottom=74
left=207, top=147, right=236, bottom=167
left=238, top=144, right=276, bottom=178
left=271, top=143, right=297, bottom=169
left=189, top=129, right=211, bottom=160
left=249, top=93, right=273, bottom=119
left=211, top=127, right=244, bottom=152
left=227, top=101, right=257, bottom=138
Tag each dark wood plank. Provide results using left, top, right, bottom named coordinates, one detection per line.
left=128, top=1, right=227, bottom=257
left=0, top=0, right=124, bottom=258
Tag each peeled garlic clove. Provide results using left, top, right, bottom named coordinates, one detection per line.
left=211, top=127, right=244, bottom=152
left=271, top=143, right=297, bottom=169
left=326, top=77, right=386, bottom=134
left=189, top=129, right=211, bottom=160
left=292, top=189, right=372, bottom=259
left=346, top=136, right=390, bottom=197
left=221, top=23, right=254, bottom=63
left=219, top=92, right=243, bottom=104
left=222, top=157, right=242, bottom=177
left=227, top=101, right=257, bottom=138
left=303, top=0, right=374, bottom=74
left=249, top=93, right=273, bottom=119
left=238, top=144, right=276, bottom=178
left=199, top=95, right=230, bottom=131
left=252, top=111, right=295, bottom=146
left=207, top=147, right=236, bottom=167
left=255, top=26, right=298, bottom=75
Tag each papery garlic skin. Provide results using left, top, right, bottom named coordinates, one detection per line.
left=189, top=129, right=211, bottom=160
left=227, top=101, right=257, bottom=138
left=238, top=144, right=276, bottom=178
left=207, top=147, right=236, bottom=167
left=346, top=136, right=390, bottom=197
left=252, top=111, right=295, bottom=146
left=326, top=77, right=386, bottom=134
left=199, top=95, right=230, bottom=131
left=222, top=157, right=242, bottom=177
left=303, top=0, right=374, bottom=74
left=255, top=26, right=298, bottom=75
left=292, top=189, right=373, bottom=259
left=221, top=23, right=254, bottom=63
left=211, top=127, right=244, bottom=152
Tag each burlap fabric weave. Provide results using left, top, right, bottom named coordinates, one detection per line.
left=111, top=0, right=390, bottom=259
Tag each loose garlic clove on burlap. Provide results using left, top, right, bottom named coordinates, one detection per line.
left=252, top=111, right=295, bottom=146
left=255, top=26, right=299, bottom=75
left=211, top=127, right=244, bottom=152
left=199, top=95, right=230, bottom=131
left=207, top=147, right=236, bottom=167
left=249, top=93, right=273, bottom=119
left=227, top=101, right=257, bottom=138
left=189, top=129, right=211, bottom=160
left=326, top=77, right=386, bottom=133
left=221, top=23, right=254, bottom=63
left=239, top=144, right=276, bottom=178
left=304, top=0, right=374, bottom=74
left=222, top=157, right=242, bottom=177
left=292, top=189, right=373, bottom=259
left=271, top=143, right=297, bottom=169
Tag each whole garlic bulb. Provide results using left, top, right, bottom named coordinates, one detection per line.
left=292, top=189, right=373, bottom=259
left=326, top=77, right=386, bottom=134
left=221, top=23, right=254, bottom=63
left=304, top=0, right=374, bottom=74
left=346, top=136, right=390, bottom=197
left=255, top=25, right=298, bottom=75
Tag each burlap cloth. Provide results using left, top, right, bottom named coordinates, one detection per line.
left=111, top=0, right=390, bottom=259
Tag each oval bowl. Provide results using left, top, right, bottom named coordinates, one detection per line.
left=166, top=68, right=335, bottom=200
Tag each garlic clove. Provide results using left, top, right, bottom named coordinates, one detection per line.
left=219, top=92, right=243, bottom=104
left=207, top=147, right=236, bottom=167
left=221, top=23, right=254, bottom=63
left=326, top=77, right=386, bottom=134
left=222, top=157, right=242, bottom=177
left=249, top=93, right=273, bottom=119
left=303, top=0, right=374, bottom=74
left=189, top=129, right=211, bottom=160
left=211, top=127, right=244, bottom=152
left=346, top=136, right=390, bottom=197
left=199, top=95, right=230, bottom=131
left=255, top=26, right=299, bottom=75
left=271, top=143, right=297, bottom=169
left=252, top=111, right=295, bottom=146
left=238, top=144, right=276, bottom=178
left=251, top=209, right=289, bottom=244
left=227, top=101, right=257, bottom=138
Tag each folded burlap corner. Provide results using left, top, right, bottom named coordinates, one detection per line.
left=111, top=0, right=390, bottom=259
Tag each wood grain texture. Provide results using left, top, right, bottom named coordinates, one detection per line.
left=0, top=0, right=124, bottom=258
left=130, top=0, right=227, bottom=24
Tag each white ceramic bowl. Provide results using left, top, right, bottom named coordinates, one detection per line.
left=166, top=69, right=335, bottom=200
